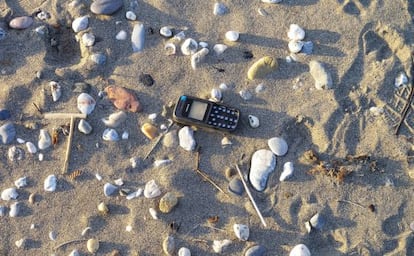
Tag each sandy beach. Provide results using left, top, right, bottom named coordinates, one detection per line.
left=0, top=0, right=413, bottom=255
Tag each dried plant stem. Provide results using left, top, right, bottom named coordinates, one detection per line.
left=144, top=122, right=174, bottom=159
left=337, top=199, right=365, bottom=209
left=54, top=239, right=87, bottom=250
left=62, top=116, right=75, bottom=174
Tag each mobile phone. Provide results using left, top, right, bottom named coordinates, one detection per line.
left=173, top=95, right=240, bottom=132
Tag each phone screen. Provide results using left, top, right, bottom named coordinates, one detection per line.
left=188, top=101, right=208, bottom=121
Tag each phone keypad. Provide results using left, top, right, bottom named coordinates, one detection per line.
left=207, top=105, right=239, bottom=130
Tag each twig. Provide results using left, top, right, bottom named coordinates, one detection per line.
left=144, top=121, right=174, bottom=159
left=32, top=102, right=42, bottom=114
left=201, top=224, right=227, bottom=233
left=337, top=199, right=365, bottom=209
left=62, top=116, right=75, bottom=174
left=235, top=164, right=267, bottom=227
left=54, top=239, right=87, bottom=250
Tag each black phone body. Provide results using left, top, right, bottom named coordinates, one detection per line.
left=173, top=95, right=240, bottom=132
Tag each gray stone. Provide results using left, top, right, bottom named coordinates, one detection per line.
left=228, top=177, right=244, bottom=196
left=249, top=149, right=276, bottom=191
left=9, top=16, right=33, bottom=30
left=90, top=0, right=124, bottom=15
left=104, top=183, right=118, bottom=197
left=90, top=53, right=106, bottom=65
left=0, top=122, right=16, bottom=144
left=309, top=60, right=333, bottom=90
left=267, top=137, right=288, bottom=156
left=213, top=3, right=228, bottom=15
left=245, top=245, right=266, bottom=256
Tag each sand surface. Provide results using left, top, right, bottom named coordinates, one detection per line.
left=0, top=0, right=414, bottom=255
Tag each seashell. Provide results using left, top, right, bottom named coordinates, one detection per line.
left=9, top=202, right=20, bottom=217
left=131, top=23, right=145, bottom=52
left=280, top=162, right=294, bottom=181
left=116, top=30, right=127, bottom=40
left=213, top=44, right=228, bottom=55
left=210, top=88, right=222, bottom=102
left=144, top=180, right=161, bottom=198
left=114, top=178, right=124, bottom=186
left=98, top=202, right=109, bottom=215
left=160, top=26, right=173, bottom=38
left=221, top=136, right=232, bottom=146
left=141, top=123, right=158, bottom=140
left=102, top=111, right=127, bottom=128
left=268, top=137, right=288, bottom=156
left=289, top=244, right=311, bottom=256
left=95, top=173, right=103, bottom=181
left=130, top=157, right=139, bottom=168
left=159, top=192, right=178, bottom=213
left=163, top=130, right=178, bottom=148
left=305, top=213, right=325, bottom=233
left=233, top=224, right=249, bottom=241
left=126, top=188, right=142, bottom=200
left=28, top=193, right=36, bottom=204
left=302, top=41, right=313, bottom=55
left=90, top=0, right=124, bottom=15
left=225, top=31, right=240, bottom=42
left=122, top=131, right=129, bottom=139
left=154, top=159, right=172, bottom=167
left=125, top=11, right=136, bottom=20
left=149, top=207, right=158, bottom=219
left=81, top=227, right=92, bottom=237
left=87, top=238, right=99, bottom=253
left=38, top=129, right=52, bottom=150
left=255, top=83, right=266, bottom=93
left=181, top=38, right=198, bottom=55
left=178, top=247, right=191, bottom=256
left=165, top=43, right=177, bottom=55
left=44, top=175, right=57, bottom=192
left=77, top=93, right=96, bottom=115
left=0, top=122, right=16, bottom=144
left=49, top=230, right=57, bottom=241
left=72, top=16, right=89, bottom=33
left=15, top=238, right=26, bottom=248
left=16, top=138, right=24, bottom=144
left=0, top=206, right=7, bottom=216
left=369, top=106, right=384, bottom=116
left=78, top=119, right=93, bottom=135
left=199, top=41, right=208, bottom=48
left=162, top=235, right=175, bottom=256
left=213, top=2, right=228, bottom=16
left=288, top=24, right=305, bottom=41
left=248, top=115, right=260, bottom=128
left=82, top=33, right=95, bottom=46
left=245, top=245, right=266, bottom=256
left=8, top=146, right=24, bottom=161
left=102, top=128, right=120, bottom=141
left=148, top=113, right=157, bottom=122
left=69, top=249, right=80, bottom=256
left=258, top=7, right=268, bottom=16
left=38, top=153, right=44, bottom=161
left=212, top=239, right=232, bottom=253
left=228, top=177, right=244, bottom=196
left=50, top=81, right=62, bottom=102
left=104, top=86, right=141, bottom=112
left=395, top=72, right=408, bottom=87
left=125, top=225, right=133, bottom=232
left=1, top=188, right=18, bottom=201
left=261, top=0, right=282, bottom=3
left=191, top=48, right=209, bottom=70
left=247, top=56, right=278, bottom=80
left=14, top=177, right=27, bottom=188
left=288, top=40, right=304, bottom=53
left=309, top=60, right=333, bottom=90
left=178, top=126, right=196, bottom=151
left=26, top=142, right=37, bottom=154
left=249, top=149, right=276, bottom=191
left=103, top=183, right=118, bottom=197
left=9, top=16, right=33, bottom=30
left=219, top=83, right=229, bottom=90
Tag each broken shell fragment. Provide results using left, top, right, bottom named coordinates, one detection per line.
left=248, top=115, right=260, bottom=128
left=149, top=207, right=158, bottom=219
left=78, top=119, right=93, bottom=134
left=102, top=111, right=127, bottom=128
left=77, top=93, right=96, bottom=115
left=165, top=43, right=177, bottom=55
left=160, top=26, right=173, bottom=38
left=305, top=212, right=325, bottom=233
left=181, top=38, right=198, bottom=55
left=87, top=238, right=99, bottom=253
left=191, top=48, right=209, bottom=70
left=280, top=162, right=294, bottom=181
left=50, top=81, right=62, bottom=102
left=104, top=86, right=141, bottom=112
left=141, top=123, right=158, bottom=140
left=102, top=128, right=119, bottom=141
left=44, top=175, right=57, bottom=192
left=144, top=180, right=161, bottom=198
left=212, top=239, right=232, bottom=253
left=131, top=23, right=145, bottom=52
left=233, top=224, right=249, bottom=241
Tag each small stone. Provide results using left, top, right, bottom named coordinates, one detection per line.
left=0, top=122, right=16, bottom=144
left=191, top=48, right=209, bottom=70
left=104, top=86, right=141, bottom=112
left=225, top=31, right=240, bottom=42
left=221, top=136, right=232, bottom=146
left=122, top=131, right=129, bottom=139
left=247, top=56, right=278, bottom=80
left=162, top=235, right=175, bottom=256
left=289, top=244, right=311, bottom=256
left=139, top=73, right=155, bottom=86
left=44, top=175, right=57, bottom=192
left=131, top=23, right=145, bottom=52
left=1, top=188, right=19, bottom=201
left=126, top=11, right=137, bottom=20
left=116, top=30, right=127, bottom=40
left=87, top=238, right=99, bottom=253
left=90, top=53, right=106, bottom=65
left=72, top=16, right=89, bottom=33
left=255, top=83, right=265, bottom=93
left=181, top=38, right=198, bottom=55
left=288, top=24, right=305, bottom=41
left=0, top=109, right=11, bottom=120
left=78, top=119, right=93, bottom=134
left=245, top=245, right=266, bottom=256
left=77, top=93, right=96, bottom=115
left=233, top=224, right=249, bottom=241
left=15, top=238, right=27, bottom=248
left=14, top=177, right=28, bottom=188
left=309, top=60, right=333, bottom=90
left=90, top=0, right=124, bottom=15
left=249, top=149, right=276, bottom=191
left=9, top=202, right=20, bottom=217
left=162, top=130, right=178, bottom=148
left=102, top=128, right=120, bottom=141
left=141, top=123, right=158, bottom=140
left=228, top=177, right=244, bottom=196
left=178, top=126, right=196, bottom=151
left=82, top=33, right=95, bottom=47
left=9, top=16, right=33, bottom=30
left=159, top=192, right=178, bottom=213
left=213, top=44, right=228, bottom=55
left=305, top=212, right=325, bottom=233
left=212, top=239, right=232, bottom=253
left=144, top=180, right=161, bottom=198
left=248, top=115, right=260, bottom=128
left=178, top=247, right=191, bottom=256
left=149, top=207, right=159, bottom=219
left=199, top=42, right=208, bottom=48
left=8, top=146, right=24, bottom=161
left=38, top=129, right=52, bottom=150
left=213, top=3, right=228, bottom=15
left=268, top=137, right=288, bottom=156
left=160, top=26, right=173, bottom=38
left=104, top=183, right=118, bottom=197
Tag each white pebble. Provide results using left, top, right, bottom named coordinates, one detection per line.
left=9, top=202, right=20, bottom=217
left=126, top=225, right=133, bottom=232
left=160, top=26, right=172, bottom=38
left=280, top=162, right=294, bottom=181
left=288, top=24, right=305, bottom=41
left=126, top=188, right=143, bottom=200
left=144, top=180, right=161, bottom=198
left=149, top=207, right=159, bottom=219
left=14, top=177, right=28, bottom=188
left=26, top=142, right=37, bottom=154
left=213, top=44, right=228, bottom=55
left=122, top=131, right=129, bottom=140
left=16, top=138, right=25, bottom=144
left=248, top=115, right=260, bottom=128
left=181, top=38, right=198, bottom=55
left=125, top=11, right=136, bottom=21
left=1, top=188, right=18, bottom=201
left=82, top=33, right=95, bottom=47
left=178, top=126, right=196, bottom=151
left=268, top=137, right=288, bottom=156
left=225, top=31, right=239, bottom=42
left=114, top=178, right=124, bottom=186
left=44, top=175, right=57, bottom=192
left=72, top=16, right=89, bottom=33
left=131, top=23, right=145, bottom=52
left=289, top=244, right=311, bottom=256
left=38, top=153, right=44, bottom=161
left=95, top=173, right=102, bottom=181
left=199, top=41, right=208, bottom=48
left=116, top=30, right=127, bottom=40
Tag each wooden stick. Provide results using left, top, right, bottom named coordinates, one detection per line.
left=44, top=113, right=87, bottom=119
left=62, top=116, right=75, bottom=174
left=144, top=121, right=174, bottom=159
left=235, top=164, right=267, bottom=227
left=54, top=239, right=87, bottom=250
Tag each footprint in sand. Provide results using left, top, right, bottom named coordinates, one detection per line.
left=336, top=0, right=375, bottom=17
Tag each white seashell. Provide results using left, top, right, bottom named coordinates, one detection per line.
left=38, top=153, right=44, bottom=161
left=81, top=227, right=92, bottom=236
left=258, top=7, right=268, bottom=16
left=44, top=175, right=57, bottom=192
left=77, top=93, right=96, bottom=115
left=144, top=180, right=161, bottom=198
left=289, top=244, right=311, bottom=256
left=225, top=31, right=240, bottom=42
left=102, top=128, right=119, bottom=141
left=249, top=149, right=276, bottom=191
left=255, top=83, right=265, bottom=93
left=78, top=119, right=93, bottom=134
left=95, top=173, right=102, bottom=181
left=248, top=115, right=260, bottom=128
left=213, top=44, right=228, bottom=55
left=126, top=225, right=133, bottom=232
left=14, top=177, right=27, bottom=188
left=149, top=207, right=158, bottom=219
left=239, top=89, right=253, bottom=100
left=131, top=23, right=145, bottom=52
left=72, top=16, right=89, bottom=33
left=199, top=41, right=208, bottom=48
left=15, top=238, right=26, bottom=248
left=261, top=0, right=282, bottom=3
left=268, top=137, right=288, bottom=156
left=213, top=2, right=228, bottom=16
left=82, top=32, right=95, bottom=47
left=50, top=81, right=62, bottom=102
left=148, top=113, right=157, bottom=122
left=126, top=188, right=143, bottom=200
left=122, top=131, right=129, bottom=140
left=181, top=38, right=198, bottom=55
left=233, top=224, right=249, bottom=241
left=286, top=56, right=293, bottom=63
left=369, top=106, right=384, bottom=116
left=154, top=159, right=172, bottom=167
left=69, top=249, right=80, bottom=256
left=178, top=126, right=196, bottom=151
left=116, top=30, right=127, bottom=40
left=219, top=83, right=229, bottom=90
left=288, top=40, right=304, bottom=53
left=280, top=162, right=294, bottom=181
left=16, top=138, right=25, bottom=144
left=210, top=88, right=222, bottom=102
left=102, top=111, right=127, bottom=128
left=163, top=235, right=176, bottom=256
left=125, top=11, right=136, bottom=21
left=221, top=136, right=232, bottom=146
left=103, top=183, right=118, bottom=197
left=49, top=230, right=57, bottom=241
left=38, top=129, right=52, bottom=150
left=114, top=178, right=124, bottom=186
left=288, top=24, right=305, bottom=41
left=26, top=141, right=37, bottom=154
left=191, top=48, right=209, bottom=70
left=212, top=239, right=232, bottom=253
left=164, top=43, right=177, bottom=55
left=160, top=26, right=173, bottom=38
left=130, top=157, right=139, bottom=168
left=1, top=188, right=19, bottom=200
left=9, top=202, right=20, bottom=217
left=395, top=72, right=408, bottom=87
left=0, top=206, right=7, bottom=216
left=178, top=247, right=191, bottom=256
left=173, top=31, right=186, bottom=41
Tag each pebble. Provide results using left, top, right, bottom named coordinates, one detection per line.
left=191, top=48, right=209, bottom=70
left=228, top=177, right=244, bottom=196
left=247, top=56, right=278, bottom=80
left=245, top=245, right=266, bottom=256
left=38, top=129, right=52, bottom=150
left=288, top=40, right=304, bottom=53
left=288, top=24, right=305, bottom=41
left=14, top=177, right=27, bottom=188
left=102, top=111, right=127, bottom=128
left=309, top=60, right=333, bottom=90
left=213, top=2, right=228, bottom=15
left=178, top=126, right=196, bottom=151
left=44, top=175, right=57, bottom=192
left=73, top=82, right=91, bottom=93
left=160, top=26, right=173, bottom=38
left=199, top=41, right=208, bottom=48
left=213, top=44, right=228, bottom=55
left=261, top=0, right=282, bottom=3
left=225, top=31, right=240, bottom=42
left=104, top=183, right=118, bottom=197
left=131, top=23, right=145, bottom=52
left=78, top=119, right=93, bottom=134
left=0, top=109, right=11, bottom=120
left=87, top=238, right=99, bottom=253
left=162, top=130, right=178, bottom=147
left=144, top=180, right=161, bottom=198
left=305, top=212, right=325, bottom=233
left=126, top=11, right=136, bottom=20
left=90, top=0, right=124, bottom=15
left=77, top=93, right=96, bottom=115
left=249, top=149, right=276, bottom=191
left=139, top=73, right=155, bottom=86
left=1, top=188, right=18, bottom=201
left=181, top=38, right=198, bottom=55
left=212, top=239, right=232, bottom=253
left=50, top=81, right=62, bottom=102
left=8, top=146, right=24, bottom=161
left=149, top=207, right=159, bottom=219
left=239, top=89, right=253, bottom=100
left=15, top=238, right=26, bottom=248
left=280, top=162, right=294, bottom=181
left=9, top=202, right=20, bottom=217
left=104, top=86, right=142, bottom=112
left=38, top=153, right=44, bottom=161
left=122, top=131, right=129, bottom=139
left=98, top=202, right=109, bottom=215
left=234, top=224, right=249, bottom=241
left=126, top=188, right=142, bottom=200
left=0, top=122, right=16, bottom=144
left=178, top=247, right=191, bottom=256
left=268, top=137, right=288, bottom=156
left=82, top=33, right=95, bottom=47
left=90, top=53, right=107, bottom=65
left=9, top=16, right=33, bottom=30
left=248, top=115, right=260, bottom=128
left=72, top=16, right=89, bottom=33
left=162, top=235, right=175, bottom=256
left=141, top=123, right=158, bottom=140
left=159, top=192, right=178, bottom=213
left=289, top=244, right=311, bottom=256
left=103, top=128, right=120, bottom=141
left=116, top=30, right=127, bottom=40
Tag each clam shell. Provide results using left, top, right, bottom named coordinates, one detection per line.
left=280, top=162, right=294, bottom=181
left=144, top=180, right=161, bottom=198
left=178, top=247, right=191, bottom=256
left=77, top=93, right=96, bottom=115
left=249, top=149, right=276, bottom=191
left=1, top=188, right=18, bottom=201
left=87, top=238, right=99, bottom=253
left=181, top=38, right=198, bottom=55
left=165, top=43, right=177, bottom=55
left=178, top=126, right=196, bottom=151
left=268, top=137, right=288, bottom=156
left=248, top=115, right=260, bottom=128
left=126, top=11, right=136, bottom=20
left=191, top=48, right=209, bottom=70
left=288, top=40, right=304, bottom=53
left=213, top=44, right=228, bottom=55
left=160, top=26, right=173, bottom=38
left=225, top=31, right=240, bottom=42
left=78, top=119, right=93, bottom=134
left=14, top=177, right=27, bottom=188
left=288, top=24, right=305, bottom=41
left=72, top=16, right=89, bottom=33
left=9, top=202, right=20, bottom=217
left=233, top=224, right=249, bottom=241
left=141, top=123, right=158, bottom=140
left=289, top=244, right=311, bottom=256
left=82, top=33, right=95, bottom=47
left=131, top=23, right=145, bottom=52
left=44, top=175, right=57, bottom=192
left=102, top=111, right=127, bottom=128
left=26, top=141, right=37, bottom=154
left=116, top=30, right=127, bottom=40
left=50, top=81, right=62, bottom=102
left=38, top=129, right=52, bottom=150
left=102, top=128, right=120, bottom=141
